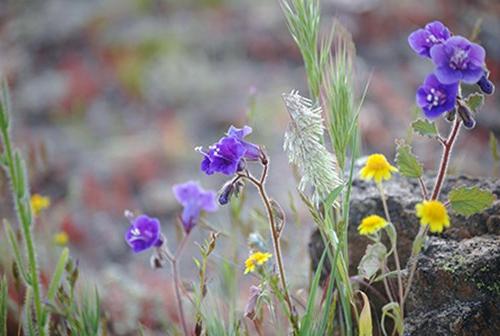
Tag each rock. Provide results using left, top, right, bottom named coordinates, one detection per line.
left=404, top=236, right=500, bottom=335
left=308, top=173, right=500, bottom=335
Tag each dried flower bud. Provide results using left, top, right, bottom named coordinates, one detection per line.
left=457, top=104, right=476, bottom=129
left=244, top=285, right=262, bottom=320
left=150, top=247, right=168, bottom=269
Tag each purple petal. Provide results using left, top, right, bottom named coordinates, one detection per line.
left=461, top=66, right=484, bottom=84
left=434, top=65, right=462, bottom=84
left=408, top=29, right=432, bottom=57
left=425, top=21, right=451, bottom=41
left=227, top=125, right=253, bottom=139
left=125, top=215, right=161, bottom=253
left=172, top=181, right=218, bottom=233
left=173, top=181, right=201, bottom=205
left=429, top=43, right=449, bottom=66
left=199, top=191, right=218, bottom=212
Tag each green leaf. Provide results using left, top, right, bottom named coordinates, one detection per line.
left=358, top=291, right=373, bottom=336
left=381, top=302, right=403, bottom=336
left=412, top=118, right=438, bottom=138
left=464, top=93, right=484, bottom=113
left=358, top=242, right=387, bottom=280
left=300, top=250, right=326, bottom=334
left=47, top=248, right=69, bottom=303
left=395, top=139, right=423, bottom=178
left=0, top=275, right=7, bottom=336
left=449, top=186, right=496, bottom=217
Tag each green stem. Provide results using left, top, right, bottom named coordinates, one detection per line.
left=404, top=117, right=462, bottom=303
left=1, top=129, right=46, bottom=336
left=378, top=183, right=404, bottom=315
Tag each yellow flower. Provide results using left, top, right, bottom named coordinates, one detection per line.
left=415, top=200, right=450, bottom=233
left=53, top=231, right=69, bottom=246
left=30, top=194, right=51, bottom=216
left=358, top=215, right=388, bottom=235
left=244, top=251, right=272, bottom=274
left=360, top=154, right=398, bottom=183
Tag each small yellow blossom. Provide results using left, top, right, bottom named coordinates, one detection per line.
left=360, top=154, right=398, bottom=184
left=358, top=215, right=388, bottom=235
left=415, top=200, right=450, bottom=233
left=53, top=231, right=69, bottom=246
left=244, top=251, right=272, bottom=274
left=30, top=194, right=51, bottom=216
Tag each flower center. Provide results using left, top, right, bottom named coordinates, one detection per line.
left=426, top=88, right=446, bottom=108
left=425, top=34, right=444, bottom=45
left=449, top=48, right=469, bottom=70
left=367, top=155, right=388, bottom=170
left=425, top=202, right=446, bottom=222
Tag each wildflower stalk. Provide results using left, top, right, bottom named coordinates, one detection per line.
left=404, top=116, right=462, bottom=303
left=377, top=183, right=404, bottom=315
left=431, top=117, right=461, bottom=200
left=164, top=235, right=190, bottom=336
left=0, top=83, right=46, bottom=336
left=239, top=155, right=299, bottom=334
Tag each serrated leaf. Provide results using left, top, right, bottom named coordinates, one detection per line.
left=465, top=93, right=484, bottom=113
left=358, top=242, right=386, bottom=280
left=395, top=140, right=423, bottom=178
left=412, top=119, right=438, bottom=138
left=449, top=186, right=496, bottom=217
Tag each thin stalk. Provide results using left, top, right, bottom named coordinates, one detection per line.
left=241, top=159, right=299, bottom=334
left=431, top=117, right=461, bottom=200
left=1, top=128, right=46, bottom=336
left=171, top=259, right=188, bottom=336
left=377, top=183, right=404, bottom=314
left=417, top=177, right=428, bottom=200
left=402, top=226, right=428, bottom=302
left=404, top=117, right=462, bottom=303
left=165, top=234, right=190, bottom=336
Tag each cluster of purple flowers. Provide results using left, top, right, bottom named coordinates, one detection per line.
left=124, top=125, right=259, bottom=255
left=409, top=21, right=493, bottom=121
left=125, top=181, right=217, bottom=253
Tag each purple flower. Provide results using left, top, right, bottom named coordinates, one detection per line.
left=227, top=126, right=261, bottom=160
left=430, top=36, right=485, bottom=84
left=408, top=21, right=451, bottom=58
left=199, top=125, right=261, bottom=176
left=173, top=181, right=217, bottom=233
left=125, top=215, right=162, bottom=253
left=416, top=73, right=458, bottom=119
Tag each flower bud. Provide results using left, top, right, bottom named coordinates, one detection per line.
left=477, top=74, right=495, bottom=95
left=457, top=104, right=475, bottom=129
left=445, top=109, right=456, bottom=122
left=218, top=181, right=234, bottom=205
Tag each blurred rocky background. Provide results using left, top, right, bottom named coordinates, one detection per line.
left=0, top=0, right=499, bottom=334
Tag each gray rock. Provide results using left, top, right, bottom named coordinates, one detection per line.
left=309, top=174, right=500, bottom=335
left=404, top=235, right=500, bottom=335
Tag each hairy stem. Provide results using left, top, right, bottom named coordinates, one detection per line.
left=431, top=117, right=461, bottom=200
left=405, top=117, right=461, bottom=303
left=1, top=128, right=46, bottom=336
left=242, top=160, right=299, bottom=334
